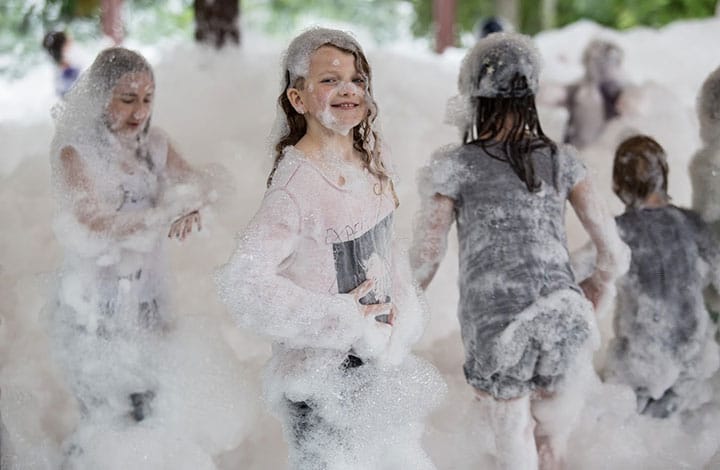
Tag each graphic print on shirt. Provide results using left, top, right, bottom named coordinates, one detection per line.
left=331, top=213, right=393, bottom=322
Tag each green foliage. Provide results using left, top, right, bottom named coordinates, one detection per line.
left=410, top=0, right=716, bottom=42
left=244, top=0, right=412, bottom=42
left=555, top=0, right=717, bottom=30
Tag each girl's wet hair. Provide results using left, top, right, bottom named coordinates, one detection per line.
left=465, top=78, right=557, bottom=192
left=613, top=135, right=669, bottom=207
left=459, top=33, right=554, bottom=192
left=267, top=32, right=395, bottom=204
left=87, top=47, right=154, bottom=97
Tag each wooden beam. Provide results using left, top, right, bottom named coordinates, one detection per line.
left=434, top=0, right=456, bottom=53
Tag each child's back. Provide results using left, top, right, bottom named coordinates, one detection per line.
left=427, top=139, right=591, bottom=398
left=607, top=135, right=720, bottom=418
left=609, top=205, right=719, bottom=417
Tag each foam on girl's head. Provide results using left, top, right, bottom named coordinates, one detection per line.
left=613, top=135, right=669, bottom=207
left=51, top=47, right=154, bottom=154
left=283, top=28, right=365, bottom=85
left=458, top=32, right=541, bottom=99
left=85, top=47, right=154, bottom=99
left=698, top=65, right=720, bottom=144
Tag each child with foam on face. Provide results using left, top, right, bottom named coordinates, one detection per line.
left=411, top=33, right=629, bottom=469
left=215, top=28, right=445, bottom=470
left=48, top=47, right=228, bottom=467
left=605, top=135, right=720, bottom=419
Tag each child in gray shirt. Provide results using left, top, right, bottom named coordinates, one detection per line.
left=606, top=135, right=720, bottom=418
left=411, top=32, right=629, bottom=469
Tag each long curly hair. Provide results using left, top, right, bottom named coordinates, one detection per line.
left=267, top=43, right=396, bottom=204
left=464, top=74, right=557, bottom=192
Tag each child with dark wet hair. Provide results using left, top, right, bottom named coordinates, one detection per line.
left=606, top=135, right=720, bottom=419
left=411, top=32, right=629, bottom=469
left=42, top=30, right=80, bottom=97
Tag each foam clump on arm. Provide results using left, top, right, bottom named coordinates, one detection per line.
left=215, top=188, right=370, bottom=351
left=410, top=145, right=460, bottom=290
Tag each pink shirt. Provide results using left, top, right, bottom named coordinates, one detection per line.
left=217, top=146, right=425, bottom=376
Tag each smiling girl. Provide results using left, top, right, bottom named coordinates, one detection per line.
left=216, top=28, right=444, bottom=470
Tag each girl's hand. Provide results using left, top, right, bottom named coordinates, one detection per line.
left=350, top=279, right=393, bottom=326
left=580, top=275, right=605, bottom=309
left=168, top=210, right=201, bottom=241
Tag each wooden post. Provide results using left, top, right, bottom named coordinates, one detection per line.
left=101, top=0, right=124, bottom=45
left=433, top=0, right=456, bottom=54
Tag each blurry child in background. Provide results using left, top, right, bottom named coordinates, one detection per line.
left=216, top=28, right=444, bottom=470
left=42, top=30, right=81, bottom=97
left=606, top=135, right=720, bottom=418
left=690, top=65, right=720, bottom=236
left=563, top=39, right=627, bottom=149
left=411, top=32, right=628, bottom=469
left=690, top=64, right=720, bottom=321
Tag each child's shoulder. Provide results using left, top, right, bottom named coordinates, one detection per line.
left=270, top=146, right=336, bottom=194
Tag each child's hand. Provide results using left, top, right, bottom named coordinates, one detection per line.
left=579, top=275, right=605, bottom=309
left=168, top=210, right=201, bottom=241
left=351, top=279, right=394, bottom=325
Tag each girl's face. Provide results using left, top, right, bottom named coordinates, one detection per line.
left=288, top=45, right=368, bottom=135
left=106, top=71, right=154, bottom=137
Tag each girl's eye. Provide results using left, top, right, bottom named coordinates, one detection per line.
left=121, top=98, right=134, bottom=104
left=353, top=78, right=365, bottom=85
left=321, top=78, right=337, bottom=84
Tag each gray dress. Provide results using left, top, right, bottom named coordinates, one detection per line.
left=607, top=206, right=719, bottom=417
left=426, top=141, right=592, bottom=399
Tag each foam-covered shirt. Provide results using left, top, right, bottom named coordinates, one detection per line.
left=216, top=146, right=425, bottom=388
left=423, top=141, right=586, bottom=345
left=612, top=206, right=720, bottom=369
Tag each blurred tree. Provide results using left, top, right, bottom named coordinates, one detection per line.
left=194, top=0, right=241, bottom=48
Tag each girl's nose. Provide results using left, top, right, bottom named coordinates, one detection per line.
left=338, top=82, right=357, bottom=96
left=132, top=104, right=149, bottom=120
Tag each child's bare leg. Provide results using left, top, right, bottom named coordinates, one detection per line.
left=475, top=389, right=538, bottom=470
left=531, top=389, right=563, bottom=470
left=530, top=348, right=595, bottom=470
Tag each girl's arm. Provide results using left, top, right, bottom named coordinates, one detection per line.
left=215, top=188, right=389, bottom=351
left=163, top=142, right=218, bottom=240
left=409, top=194, right=455, bottom=290
left=569, top=176, right=630, bottom=308
left=59, top=146, right=168, bottom=240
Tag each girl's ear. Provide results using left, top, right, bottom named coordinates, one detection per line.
left=287, top=88, right=306, bottom=114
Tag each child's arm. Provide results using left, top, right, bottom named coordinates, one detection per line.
left=215, top=188, right=389, bottom=352
left=410, top=194, right=455, bottom=290
left=569, top=176, right=630, bottom=308
left=58, top=146, right=171, bottom=241
left=409, top=146, right=460, bottom=290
